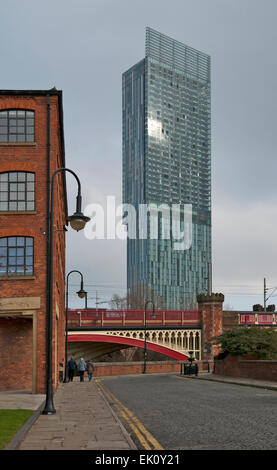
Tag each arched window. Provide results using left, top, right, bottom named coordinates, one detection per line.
left=0, top=172, right=35, bottom=211
left=0, top=109, right=34, bottom=142
left=0, top=237, right=34, bottom=276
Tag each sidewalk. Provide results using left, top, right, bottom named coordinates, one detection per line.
left=0, top=390, right=45, bottom=410
left=184, top=372, right=277, bottom=391
left=10, top=379, right=136, bottom=450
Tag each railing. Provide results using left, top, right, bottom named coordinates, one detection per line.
left=239, top=313, right=276, bottom=326
left=68, top=308, right=201, bottom=328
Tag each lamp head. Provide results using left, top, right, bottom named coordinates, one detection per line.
left=77, top=288, right=87, bottom=299
left=67, top=212, right=90, bottom=231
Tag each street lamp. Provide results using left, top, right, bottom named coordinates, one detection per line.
left=77, top=284, right=88, bottom=309
left=143, top=300, right=155, bottom=374
left=42, top=168, right=90, bottom=415
left=64, top=270, right=87, bottom=383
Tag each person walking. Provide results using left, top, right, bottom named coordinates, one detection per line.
left=86, top=360, right=95, bottom=382
left=67, top=357, right=76, bottom=382
left=77, top=358, right=87, bottom=382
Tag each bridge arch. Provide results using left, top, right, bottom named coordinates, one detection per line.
left=68, top=333, right=189, bottom=361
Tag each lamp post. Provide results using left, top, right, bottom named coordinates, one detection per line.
left=64, top=270, right=87, bottom=383
left=42, top=168, right=90, bottom=415
left=143, top=300, right=155, bottom=374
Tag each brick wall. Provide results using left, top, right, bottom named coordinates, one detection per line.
left=0, top=92, right=66, bottom=394
left=214, top=354, right=277, bottom=382
left=223, top=311, right=239, bottom=331
left=89, top=360, right=213, bottom=377
left=197, top=293, right=224, bottom=360
left=0, top=318, right=33, bottom=391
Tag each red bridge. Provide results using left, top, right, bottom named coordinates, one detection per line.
left=239, top=313, right=277, bottom=325
left=67, top=308, right=202, bottom=361
left=68, top=308, right=201, bottom=328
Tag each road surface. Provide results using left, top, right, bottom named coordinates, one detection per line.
left=97, top=374, right=277, bottom=450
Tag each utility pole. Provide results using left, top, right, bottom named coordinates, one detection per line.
left=264, top=278, right=266, bottom=313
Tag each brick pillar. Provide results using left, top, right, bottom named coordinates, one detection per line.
left=197, top=293, right=224, bottom=361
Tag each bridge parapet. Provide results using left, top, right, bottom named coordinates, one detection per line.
left=68, top=309, right=201, bottom=328
left=239, top=312, right=276, bottom=326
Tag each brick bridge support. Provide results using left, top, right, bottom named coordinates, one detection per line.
left=197, top=293, right=224, bottom=361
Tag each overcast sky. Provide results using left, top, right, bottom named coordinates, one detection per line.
left=1, top=0, right=277, bottom=310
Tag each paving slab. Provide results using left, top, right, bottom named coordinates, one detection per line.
left=17, top=379, right=136, bottom=450
left=0, top=391, right=45, bottom=410
left=86, top=440, right=131, bottom=450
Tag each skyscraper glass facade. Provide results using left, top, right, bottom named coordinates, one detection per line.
left=122, top=28, right=211, bottom=309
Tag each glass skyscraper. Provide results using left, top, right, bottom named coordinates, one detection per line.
left=122, top=28, right=211, bottom=309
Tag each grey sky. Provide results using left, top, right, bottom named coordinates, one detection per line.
left=1, top=0, right=277, bottom=310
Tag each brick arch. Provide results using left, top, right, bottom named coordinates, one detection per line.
left=0, top=229, right=38, bottom=238
left=69, top=334, right=189, bottom=361
left=0, top=164, right=36, bottom=173
left=0, top=105, right=35, bottom=112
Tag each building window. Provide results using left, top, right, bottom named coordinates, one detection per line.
left=0, top=109, right=35, bottom=143
left=0, top=172, right=35, bottom=211
left=0, top=236, right=34, bottom=276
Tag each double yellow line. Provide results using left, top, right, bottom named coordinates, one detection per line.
left=96, top=379, right=164, bottom=450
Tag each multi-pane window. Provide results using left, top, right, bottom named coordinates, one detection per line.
left=0, top=237, right=34, bottom=276
left=0, top=109, right=35, bottom=142
left=0, top=172, right=35, bottom=211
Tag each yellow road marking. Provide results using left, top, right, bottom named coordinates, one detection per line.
left=96, top=379, right=164, bottom=450
left=96, top=379, right=152, bottom=450
left=96, top=379, right=152, bottom=449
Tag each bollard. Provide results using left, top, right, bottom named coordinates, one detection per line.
left=195, top=363, right=198, bottom=376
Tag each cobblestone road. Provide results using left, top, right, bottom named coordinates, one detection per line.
left=100, top=374, right=277, bottom=450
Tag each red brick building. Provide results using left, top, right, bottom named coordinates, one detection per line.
left=0, top=89, right=67, bottom=394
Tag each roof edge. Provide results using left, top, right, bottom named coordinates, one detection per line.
left=0, top=89, right=62, bottom=96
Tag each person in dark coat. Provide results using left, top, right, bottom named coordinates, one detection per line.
left=86, top=360, right=95, bottom=381
left=67, top=357, right=76, bottom=382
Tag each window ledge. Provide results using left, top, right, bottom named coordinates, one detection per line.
left=0, top=275, right=35, bottom=281
left=0, top=142, right=36, bottom=147
left=0, top=211, right=37, bottom=215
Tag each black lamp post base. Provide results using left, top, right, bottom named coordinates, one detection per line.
left=42, top=408, right=56, bottom=415
left=42, top=394, right=56, bottom=415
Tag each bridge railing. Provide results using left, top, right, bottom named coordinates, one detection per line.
left=239, top=313, right=276, bottom=326
left=68, top=308, right=201, bottom=328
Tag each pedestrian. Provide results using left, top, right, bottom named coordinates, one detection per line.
left=77, top=357, right=87, bottom=382
left=86, top=360, right=95, bottom=382
left=67, top=357, right=76, bottom=382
